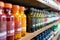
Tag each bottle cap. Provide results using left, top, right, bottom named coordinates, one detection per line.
left=12, top=5, right=19, bottom=11
left=0, top=1, right=4, bottom=7
left=4, top=3, right=12, bottom=8
left=19, top=6, right=25, bottom=11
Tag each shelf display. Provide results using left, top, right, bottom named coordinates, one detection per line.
left=50, top=22, right=60, bottom=35
left=26, top=8, right=60, bottom=33
left=20, top=20, right=60, bottom=40
left=32, top=29, right=54, bottom=40
left=0, top=0, right=60, bottom=40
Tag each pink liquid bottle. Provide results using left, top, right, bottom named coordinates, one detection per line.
left=4, top=3, right=15, bottom=40
left=0, top=1, right=7, bottom=40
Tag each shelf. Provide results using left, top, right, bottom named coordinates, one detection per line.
left=52, top=31, right=60, bottom=40
left=37, top=0, right=60, bottom=10
left=20, top=20, right=60, bottom=40
left=1, top=0, right=60, bottom=11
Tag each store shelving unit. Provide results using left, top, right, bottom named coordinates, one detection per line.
left=1, top=0, right=60, bottom=11
left=37, top=0, right=60, bottom=10
left=52, top=31, right=60, bottom=40
left=1, top=0, right=60, bottom=40
left=20, top=20, right=60, bottom=40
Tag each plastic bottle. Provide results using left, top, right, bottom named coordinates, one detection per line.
left=33, top=10, right=36, bottom=31
left=39, top=11, right=43, bottom=28
left=4, top=3, right=14, bottom=40
left=19, top=6, right=26, bottom=37
left=27, top=9, right=35, bottom=32
left=35, top=9, right=39, bottom=30
left=0, top=1, right=7, bottom=40
left=12, top=5, right=21, bottom=39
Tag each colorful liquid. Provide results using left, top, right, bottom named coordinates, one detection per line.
left=4, top=8, right=14, bottom=40
left=12, top=5, right=21, bottom=39
left=0, top=7, right=7, bottom=40
left=20, top=12, right=26, bottom=37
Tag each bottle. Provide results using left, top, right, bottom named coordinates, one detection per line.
left=39, top=11, right=43, bottom=28
left=37, top=10, right=40, bottom=29
left=38, top=10, right=40, bottom=29
left=33, top=10, right=36, bottom=31
left=4, top=3, right=14, bottom=40
left=12, top=5, right=21, bottom=39
left=27, top=9, right=35, bottom=32
left=0, top=1, right=7, bottom=40
left=19, top=6, right=26, bottom=37
left=35, top=9, right=39, bottom=30
left=41, top=11, right=44, bottom=26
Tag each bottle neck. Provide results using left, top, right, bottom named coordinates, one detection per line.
left=13, top=10, right=19, bottom=14
left=4, top=8, right=11, bottom=15
left=19, top=11, right=24, bottom=14
left=0, top=7, right=3, bottom=15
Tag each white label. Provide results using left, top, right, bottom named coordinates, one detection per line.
left=33, top=24, right=35, bottom=27
left=22, top=27, right=26, bottom=30
left=0, top=32, right=6, bottom=37
left=0, top=10, right=2, bottom=14
left=17, top=28, right=21, bottom=31
left=8, top=30, right=14, bottom=34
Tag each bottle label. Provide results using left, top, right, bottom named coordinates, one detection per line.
left=8, top=30, right=14, bottom=36
left=0, top=17, right=6, bottom=40
left=0, top=32, right=6, bottom=40
left=15, top=21, right=21, bottom=34
left=15, top=28, right=21, bottom=34
left=7, top=21, right=14, bottom=36
left=22, top=27, right=26, bottom=31
left=33, top=24, right=35, bottom=27
left=0, top=31, right=7, bottom=38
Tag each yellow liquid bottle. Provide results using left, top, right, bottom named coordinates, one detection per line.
left=12, top=5, right=21, bottom=39
left=19, top=6, right=26, bottom=37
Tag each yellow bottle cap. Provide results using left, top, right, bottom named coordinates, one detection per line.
left=19, top=6, right=25, bottom=11
left=12, top=5, right=19, bottom=11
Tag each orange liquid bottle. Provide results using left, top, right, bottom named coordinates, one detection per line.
left=12, top=5, right=21, bottom=39
left=4, top=3, right=14, bottom=40
left=19, top=6, right=26, bottom=37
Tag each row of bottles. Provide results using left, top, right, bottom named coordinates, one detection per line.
left=26, top=8, right=59, bottom=32
left=31, top=22, right=60, bottom=40
left=50, top=22, right=60, bottom=35
left=0, top=1, right=26, bottom=40
left=0, top=1, right=60, bottom=40
left=32, top=28, right=54, bottom=40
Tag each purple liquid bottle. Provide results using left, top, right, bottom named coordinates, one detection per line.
left=0, top=1, right=7, bottom=40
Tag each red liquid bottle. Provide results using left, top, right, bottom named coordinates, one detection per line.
left=0, top=1, right=7, bottom=40
left=4, top=3, right=14, bottom=40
